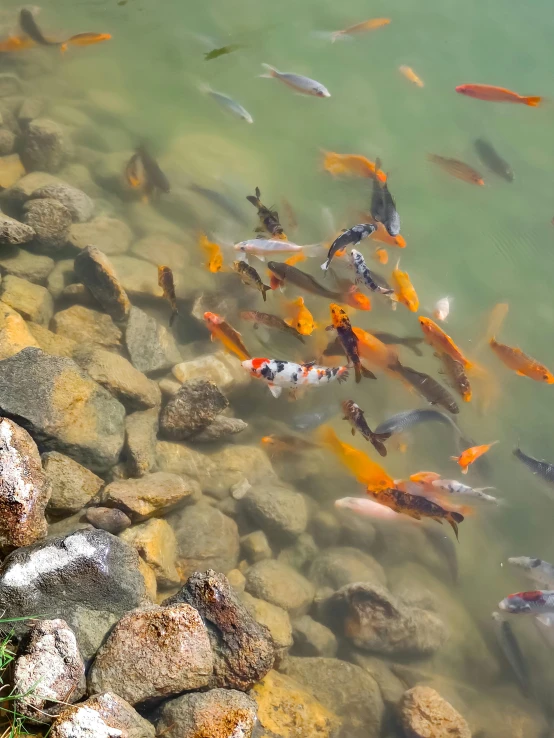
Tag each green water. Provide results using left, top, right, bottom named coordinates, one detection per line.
left=3, top=0, right=554, bottom=733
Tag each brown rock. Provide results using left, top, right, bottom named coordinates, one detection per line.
left=26, top=322, right=77, bottom=358
left=0, top=274, right=54, bottom=325
left=138, top=557, right=157, bottom=602
left=400, top=686, right=471, bottom=738
left=245, top=559, right=315, bottom=617
left=49, top=692, right=155, bottom=738
left=52, top=304, right=121, bottom=349
left=0, top=246, right=54, bottom=284
left=0, top=307, right=40, bottom=360
left=73, top=246, right=131, bottom=322
left=160, top=378, right=228, bottom=441
left=101, top=472, right=199, bottom=522
left=120, top=518, right=180, bottom=588
left=43, top=450, right=104, bottom=515
left=165, top=569, right=275, bottom=691
left=0, top=154, right=25, bottom=189
left=124, top=408, right=158, bottom=476
left=22, top=198, right=72, bottom=253
left=241, top=591, right=293, bottom=657
left=0, top=417, right=50, bottom=547
left=157, top=689, right=258, bottom=738
left=87, top=604, right=214, bottom=705
left=86, top=506, right=131, bottom=534
left=0, top=213, right=35, bottom=246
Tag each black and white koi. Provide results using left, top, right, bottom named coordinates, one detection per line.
left=242, top=357, right=349, bottom=398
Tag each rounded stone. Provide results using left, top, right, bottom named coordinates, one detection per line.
left=400, top=686, right=471, bottom=738
left=245, top=559, right=315, bottom=617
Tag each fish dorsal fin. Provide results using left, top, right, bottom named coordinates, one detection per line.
left=303, top=360, right=317, bottom=368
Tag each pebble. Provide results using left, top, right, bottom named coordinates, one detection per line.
left=245, top=559, right=315, bottom=617
left=124, top=407, right=159, bottom=476
left=291, top=615, right=338, bottom=658
left=194, top=414, right=248, bottom=442
left=0, top=274, right=54, bottom=325
left=31, top=183, right=94, bottom=223
left=241, top=483, right=308, bottom=543
left=400, top=686, right=471, bottom=738
left=85, top=506, right=131, bottom=534
left=0, top=246, right=54, bottom=284
left=157, top=689, right=258, bottom=738
left=160, top=378, right=229, bottom=441
left=125, top=305, right=182, bottom=374
left=73, top=245, right=131, bottom=322
left=120, top=518, right=180, bottom=588
left=101, top=472, right=199, bottom=522
left=68, top=216, right=132, bottom=255
left=87, top=604, right=213, bottom=705
left=278, top=532, right=319, bottom=571
left=43, top=450, right=104, bottom=515
left=23, top=198, right=72, bottom=253
left=0, top=128, right=16, bottom=156
left=0, top=212, right=35, bottom=246
left=21, top=118, right=68, bottom=173
left=53, top=304, right=122, bottom=349
left=241, top=591, right=293, bottom=657
left=241, top=530, right=272, bottom=564
left=49, top=692, right=155, bottom=738
left=172, top=350, right=251, bottom=392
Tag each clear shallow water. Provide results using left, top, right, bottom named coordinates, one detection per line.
left=3, top=0, right=554, bottom=732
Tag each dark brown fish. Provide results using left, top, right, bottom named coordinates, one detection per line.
left=157, top=265, right=178, bottom=326
left=370, top=331, right=424, bottom=357
left=329, top=304, right=375, bottom=383
left=341, top=400, right=391, bottom=457
left=233, top=261, right=270, bottom=301
left=428, top=154, right=484, bottom=186
left=367, top=487, right=464, bottom=539
left=474, top=139, right=513, bottom=182
left=19, top=8, right=58, bottom=45
left=394, top=363, right=459, bottom=414
left=239, top=310, right=305, bottom=343
left=124, top=152, right=145, bottom=189
left=247, top=187, right=286, bottom=239
left=137, top=146, right=170, bottom=194
left=267, top=262, right=342, bottom=300
left=438, top=353, right=472, bottom=402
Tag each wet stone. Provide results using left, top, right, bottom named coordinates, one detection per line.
left=291, top=615, right=338, bottom=658
left=157, top=689, right=258, bottom=738
left=18, top=96, right=45, bottom=128
left=0, top=348, right=125, bottom=471
left=23, top=198, right=72, bottom=253
left=241, top=591, right=293, bottom=657
left=101, top=472, right=199, bottom=522
left=43, top=450, right=104, bottom=515
left=0, top=74, right=22, bottom=98
left=74, top=245, right=131, bottom=322
left=278, top=532, right=319, bottom=571
left=124, top=408, right=158, bottom=477
left=87, top=604, right=213, bottom=706
left=0, top=417, right=49, bottom=548
left=0, top=154, right=25, bottom=189
left=245, top=559, right=315, bottom=617
left=53, top=304, right=122, bottom=349
left=125, top=305, right=181, bottom=374
left=13, top=618, right=86, bottom=721
left=0, top=246, right=54, bottom=284
left=400, top=686, right=471, bottom=738
left=172, top=350, right=251, bottom=392
left=120, top=518, right=180, bottom=588
left=86, top=506, right=131, bottom=534
left=0, top=303, right=40, bottom=361
left=0, top=128, right=16, bottom=156
left=31, top=183, right=94, bottom=223
left=131, top=234, right=190, bottom=272
left=109, top=255, right=161, bottom=297
left=49, top=692, right=155, bottom=738
left=0, top=274, right=54, bottom=325
left=241, top=483, right=308, bottom=542
left=26, top=321, right=77, bottom=358
left=309, top=546, right=387, bottom=591
left=21, top=118, right=68, bottom=173
left=1, top=171, right=66, bottom=204
left=194, top=414, right=248, bottom=442
left=160, top=378, right=229, bottom=441
left=241, top=530, right=272, bottom=563
left=0, top=529, right=148, bottom=661
left=68, top=216, right=132, bottom=255
left=166, top=568, right=276, bottom=691
left=0, top=212, right=35, bottom=246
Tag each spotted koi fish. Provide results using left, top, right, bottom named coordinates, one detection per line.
left=242, top=357, right=349, bottom=398
left=499, top=590, right=554, bottom=615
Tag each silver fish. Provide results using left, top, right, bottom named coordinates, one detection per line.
left=499, top=590, right=554, bottom=615
left=491, top=612, right=531, bottom=697
left=260, top=63, right=330, bottom=97
left=201, top=84, right=253, bottom=123
left=431, top=479, right=500, bottom=504
left=507, top=557, right=554, bottom=589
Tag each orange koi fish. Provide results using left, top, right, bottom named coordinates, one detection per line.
left=327, top=17, right=390, bottom=42
left=439, top=353, right=472, bottom=402
left=204, top=312, right=251, bottom=361
left=399, top=65, right=424, bottom=87
left=199, top=233, right=224, bottom=273
left=428, top=154, right=484, bottom=186
left=261, top=434, right=319, bottom=455
left=285, top=297, right=316, bottom=336
left=284, top=253, right=306, bottom=267
left=489, top=338, right=554, bottom=383
left=61, top=32, right=111, bottom=52
left=456, top=83, right=541, bottom=107
left=329, top=304, right=375, bottom=383
left=371, top=219, right=406, bottom=248
left=351, top=327, right=400, bottom=372
left=343, top=290, right=371, bottom=311
left=419, top=316, right=472, bottom=369
left=157, top=266, right=178, bottom=326
left=374, top=247, right=389, bottom=264
left=319, top=426, right=395, bottom=491
left=477, top=302, right=509, bottom=353
left=452, top=442, right=498, bottom=474
left=392, top=260, right=418, bottom=312
left=322, top=151, right=387, bottom=182
left=0, top=35, right=36, bottom=53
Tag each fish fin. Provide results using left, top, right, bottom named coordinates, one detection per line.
left=447, top=516, right=461, bottom=541
left=260, top=63, right=278, bottom=78
left=524, top=96, right=541, bottom=107
left=351, top=427, right=356, bottom=436
left=210, top=334, right=215, bottom=342
left=268, top=384, right=283, bottom=398
left=321, top=259, right=330, bottom=272
left=373, top=432, right=392, bottom=444
left=461, top=467, right=468, bottom=475
left=450, top=456, right=459, bottom=462
left=284, top=318, right=293, bottom=327
left=515, top=370, right=527, bottom=376
left=261, top=284, right=270, bottom=302
left=354, top=364, right=362, bottom=383
left=372, top=440, right=388, bottom=458
left=361, top=365, right=377, bottom=380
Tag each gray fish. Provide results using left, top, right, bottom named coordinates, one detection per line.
left=267, top=262, right=342, bottom=300
left=189, top=184, right=248, bottom=224
left=290, top=404, right=338, bottom=431
left=370, top=331, right=424, bottom=356
left=508, top=556, right=554, bottom=589
left=491, top=612, right=531, bottom=697
left=240, top=310, right=305, bottom=343
left=513, top=446, right=554, bottom=483
left=371, top=158, right=400, bottom=237
left=260, top=63, right=330, bottom=97
left=393, top=364, right=459, bottom=414
left=375, top=408, right=463, bottom=436
left=201, top=83, right=253, bottom=123
left=474, top=139, right=513, bottom=182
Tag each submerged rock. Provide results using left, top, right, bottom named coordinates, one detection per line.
left=31, top=183, right=94, bottom=223
left=157, top=689, right=258, bottom=738
left=166, top=568, right=275, bottom=690
left=1, top=171, right=65, bottom=203
left=241, top=530, right=272, bottom=564
left=241, top=591, right=293, bottom=658
left=291, top=615, right=338, bottom=658
left=0, top=246, right=54, bottom=284
left=0, top=212, right=35, bottom=246
left=241, top=483, right=308, bottom=542
left=124, top=408, right=158, bottom=476
left=160, top=379, right=229, bottom=441
left=120, top=518, right=180, bottom=588
left=68, top=216, right=132, bottom=255
left=172, top=350, right=250, bottom=392
left=0, top=348, right=125, bottom=471
left=26, top=321, right=76, bottom=358
left=0, top=274, right=54, bottom=325
left=400, top=686, right=471, bottom=738
left=0, top=128, right=15, bottom=156
left=0, top=154, right=25, bottom=190
left=0, top=304, right=40, bottom=360
left=125, top=305, right=181, bottom=374
left=23, top=198, right=72, bottom=253
left=309, top=547, right=387, bottom=591
left=87, top=604, right=213, bottom=706
left=47, top=258, right=76, bottom=299
left=245, top=560, right=315, bottom=617
left=193, top=413, right=248, bottom=442
left=101, top=472, right=198, bottom=522
left=73, top=245, right=131, bottom=322
left=53, top=304, right=122, bottom=349
left=49, top=692, right=155, bottom=738
left=0, top=417, right=49, bottom=547
left=0, top=529, right=148, bottom=660
left=109, top=255, right=161, bottom=298
left=21, top=118, right=68, bottom=173
left=131, top=234, right=190, bottom=272
left=13, top=618, right=86, bottom=721
left=86, top=506, right=131, bottom=534
left=43, top=451, right=103, bottom=516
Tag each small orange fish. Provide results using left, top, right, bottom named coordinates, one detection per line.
left=284, top=297, right=316, bottom=336
left=328, top=17, right=390, bottom=42
left=456, top=83, right=541, bottom=107
left=352, top=327, right=400, bottom=372
left=329, top=303, right=374, bottom=383
left=157, top=265, right=178, bottom=326
left=322, top=151, right=387, bottom=182
left=410, top=471, right=441, bottom=484
left=204, top=312, right=251, bottom=362
left=477, top=302, right=509, bottom=353
left=199, top=233, right=224, bottom=273
left=343, top=289, right=371, bottom=311
left=284, top=253, right=306, bottom=267
left=261, top=434, right=319, bottom=455
left=399, top=65, right=424, bottom=88
left=452, top=442, right=498, bottom=475
left=124, top=151, right=145, bottom=189
left=419, top=316, right=472, bottom=369
left=392, top=260, right=418, bottom=312
left=428, top=154, right=484, bottom=186
left=61, top=32, right=111, bottom=52
left=319, top=425, right=395, bottom=491
left=374, top=247, right=389, bottom=265
left=489, top=337, right=554, bottom=383
left=0, top=35, right=36, bottom=53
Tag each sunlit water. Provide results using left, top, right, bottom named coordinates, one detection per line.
left=2, top=0, right=554, bottom=732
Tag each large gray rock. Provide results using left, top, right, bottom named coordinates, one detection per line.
left=23, top=198, right=72, bottom=253
left=124, top=408, right=158, bottom=476
left=309, top=547, right=387, bottom=591
left=73, top=246, right=131, bottom=322
left=49, top=692, right=155, bottom=738
left=21, top=118, right=68, bottom=173
left=245, top=559, right=315, bottom=617
left=14, top=618, right=85, bottom=721
left=193, top=414, right=248, bottom=442
left=101, top=472, right=198, bottom=522
left=125, top=305, right=181, bottom=374
left=0, top=274, right=53, bottom=325
left=0, top=348, right=125, bottom=471
left=0, top=246, right=54, bottom=284
left=0, top=417, right=50, bottom=547
left=241, top=483, right=308, bottom=542
left=157, top=689, right=258, bottom=738
left=0, top=213, right=35, bottom=246
left=0, top=172, right=65, bottom=204
left=68, top=217, right=132, bottom=255
left=291, top=615, right=337, bottom=658
left=160, top=379, right=229, bottom=441
left=31, top=183, right=94, bottom=223
left=87, top=604, right=213, bottom=706
left=280, top=656, right=385, bottom=738
left=168, top=502, right=239, bottom=579
left=165, top=569, right=275, bottom=691
left=43, top=450, right=104, bottom=515
left=0, top=529, right=148, bottom=660
left=53, top=304, right=121, bottom=349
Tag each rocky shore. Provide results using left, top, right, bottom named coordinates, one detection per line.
left=0, top=48, right=548, bottom=738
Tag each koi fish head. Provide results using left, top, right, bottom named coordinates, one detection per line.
left=341, top=399, right=356, bottom=416
left=418, top=316, right=436, bottom=335
left=330, top=303, right=348, bottom=328
left=455, top=84, right=475, bottom=98
left=344, top=290, right=371, bottom=311
left=499, top=590, right=545, bottom=614
left=203, top=311, right=224, bottom=328
left=241, top=357, right=271, bottom=378
left=349, top=248, right=364, bottom=269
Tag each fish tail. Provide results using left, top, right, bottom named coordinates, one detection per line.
left=403, top=338, right=424, bottom=356
left=524, top=96, right=541, bottom=107
left=361, top=365, right=377, bottom=380
left=354, top=363, right=362, bottom=383
left=321, top=258, right=330, bottom=272
left=260, top=63, right=278, bottom=78
left=246, top=194, right=262, bottom=208
left=261, top=284, right=270, bottom=302
left=371, top=432, right=391, bottom=458
left=447, top=513, right=463, bottom=541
